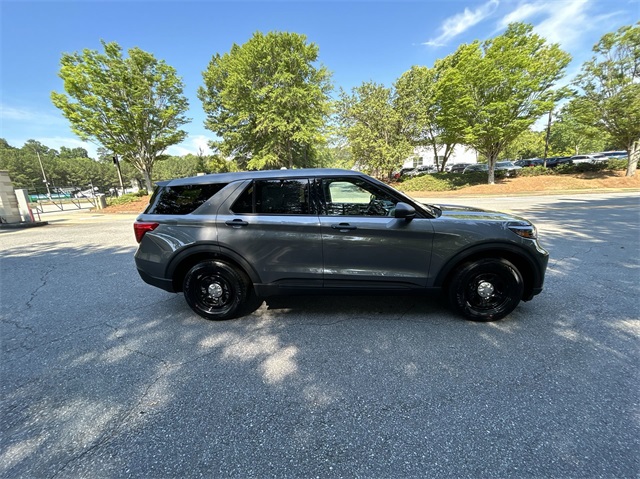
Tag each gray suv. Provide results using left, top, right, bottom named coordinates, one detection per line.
left=134, top=169, right=548, bottom=322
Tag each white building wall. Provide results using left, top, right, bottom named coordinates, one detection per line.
left=402, top=145, right=478, bottom=169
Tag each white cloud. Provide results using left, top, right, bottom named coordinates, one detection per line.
left=497, top=0, right=622, bottom=49
left=424, top=0, right=500, bottom=47
left=499, top=1, right=549, bottom=26
left=0, top=104, right=65, bottom=126
left=166, top=135, right=213, bottom=157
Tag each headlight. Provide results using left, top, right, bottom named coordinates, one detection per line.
left=508, top=223, right=537, bottom=239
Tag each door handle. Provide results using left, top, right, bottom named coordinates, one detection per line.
left=225, top=219, right=248, bottom=227
left=331, top=223, right=357, bottom=231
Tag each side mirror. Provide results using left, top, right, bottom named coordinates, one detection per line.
left=394, top=202, right=416, bottom=220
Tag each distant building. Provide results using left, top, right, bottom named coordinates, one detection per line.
left=402, top=145, right=478, bottom=169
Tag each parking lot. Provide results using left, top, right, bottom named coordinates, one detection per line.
left=1, top=192, right=638, bottom=478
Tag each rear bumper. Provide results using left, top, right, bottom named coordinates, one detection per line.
left=137, top=268, right=175, bottom=293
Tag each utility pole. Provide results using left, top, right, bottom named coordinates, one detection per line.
left=34, top=149, right=52, bottom=198
left=113, top=155, right=125, bottom=196
left=543, top=110, right=552, bottom=168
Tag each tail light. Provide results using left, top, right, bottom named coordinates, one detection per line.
left=134, top=221, right=159, bottom=243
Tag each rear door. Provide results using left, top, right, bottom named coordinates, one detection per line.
left=216, top=178, right=323, bottom=288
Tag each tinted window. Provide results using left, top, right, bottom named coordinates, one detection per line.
left=232, top=179, right=310, bottom=215
left=146, top=183, right=227, bottom=215
left=321, top=178, right=398, bottom=216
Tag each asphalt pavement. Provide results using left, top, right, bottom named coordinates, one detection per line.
left=1, top=192, right=638, bottom=478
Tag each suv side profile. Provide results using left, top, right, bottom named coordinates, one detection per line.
left=134, top=169, right=548, bottom=322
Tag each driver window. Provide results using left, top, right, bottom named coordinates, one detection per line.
left=322, top=179, right=398, bottom=216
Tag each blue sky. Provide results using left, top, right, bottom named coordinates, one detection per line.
left=1, top=0, right=638, bottom=158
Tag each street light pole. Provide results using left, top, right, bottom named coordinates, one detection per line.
left=35, top=149, right=52, bottom=198
left=113, top=155, right=125, bottom=196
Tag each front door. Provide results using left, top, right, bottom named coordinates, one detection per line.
left=318, top=177, right=434, bottom=289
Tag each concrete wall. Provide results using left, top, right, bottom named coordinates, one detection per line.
left=0, top=170, right=22, bottom=224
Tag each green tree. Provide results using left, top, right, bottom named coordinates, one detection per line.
left=154, top=154, right=205, bottom=180
left=501, top=129, right=546, bottom=160
left=337, top=82, right=412, bottom=179
left=573, top=23, right=640, bottom=176
left=394, top=65, right=465, bottom=171
left=59, top=146, right=89, bottom=159
left=440, top=23, right=571, bottom=183
left=548, top=101, right=611, bottom=156
left=51, top=41, right=190, bottom=191
left=199, top=31, right=332, bottom=170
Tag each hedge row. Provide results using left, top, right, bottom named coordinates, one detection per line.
left=397, top=159, right=628, bottom=192
left=518, top=159, right=627, bottom=176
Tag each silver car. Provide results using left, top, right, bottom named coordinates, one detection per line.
left=134, top=169, right=548, bottom=322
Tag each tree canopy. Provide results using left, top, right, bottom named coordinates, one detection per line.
left=51, top=41, right=190, bottom=190
left=572, top=22, right=640, bottom=176
left=394, top=65, right=466, bottom=172
left=337, top=82, right=412, bottom=179
left=199, top=31, right=332, bottom=170
left=0, top=138, right=141, bottom=192
left=438, top=23, right=571, bottom=183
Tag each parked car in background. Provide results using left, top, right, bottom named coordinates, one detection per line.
left=407, top=165, right=437, bottom=177
left=495, top=161, right=522, bottom=177
left=392, top=167, right=416, bottom=180
left=544, top=156, right=573, bottom=168
left=570, top=153, right=608, bottom=164
left=448, top=163, right=473, bottom=173
left=599, top=151, right=628, bottom=160
left=74, top=187, right=101, bottom=198
left=134, top=168, right=548, bottom=322
left=463, top=164, right=488, bottom=173
left=514, top=158, right=544, bottom=167
left=463, top=162, right=521, bottom=177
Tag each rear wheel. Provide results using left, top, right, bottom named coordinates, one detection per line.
left=183, top=260, right=248, bottom=321
left=448, top=258, right=523, bottom=321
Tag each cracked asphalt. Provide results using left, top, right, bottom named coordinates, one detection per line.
left=1, top=192, right=638, bottom=478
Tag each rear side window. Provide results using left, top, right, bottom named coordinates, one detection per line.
left=146, top=183, right=227, bottom=215
left=232, top=179, right=310, bottom=215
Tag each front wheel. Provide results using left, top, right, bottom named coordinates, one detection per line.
left=448, top=258, right=524, bottom=322
left=183, top=260, right=248, bottom=321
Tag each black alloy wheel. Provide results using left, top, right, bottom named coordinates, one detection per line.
left=449, top=258, right=524, bottom=321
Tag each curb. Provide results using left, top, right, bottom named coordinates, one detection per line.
left=0, top=221, right=49, bottom=230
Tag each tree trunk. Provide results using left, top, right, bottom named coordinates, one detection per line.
left=142, top=168, right=153, bottom=192
left=432, top=143, right=439, bottom=170
left=626, top=139, right=639, bottom=177
left=488, top=154, right=497, bottom=185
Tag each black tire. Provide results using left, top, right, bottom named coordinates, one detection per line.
left=448, top=258, right=524, bottom=322
left=183, top=260, right=249, bottom=321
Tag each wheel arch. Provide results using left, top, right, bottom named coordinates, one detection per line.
left=435, top=243, right=541, bottom=301
left=167, top=244, right=259, bottom=293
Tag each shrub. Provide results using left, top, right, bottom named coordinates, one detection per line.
left=554, top=164, right=575, bottom=174
left=607, top=159, right=627, bottom=170
left=397, top=174, right=451, bottom=192
left=107, top=192, right=149, bottom=206
left=518, top=166, right=554, bottom=177
left=397, top=171, right=503, bottom=192
left=555, top=162, right=610, bottom=174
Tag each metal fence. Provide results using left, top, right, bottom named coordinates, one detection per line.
left=27, top=183, right=130, bottom=213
